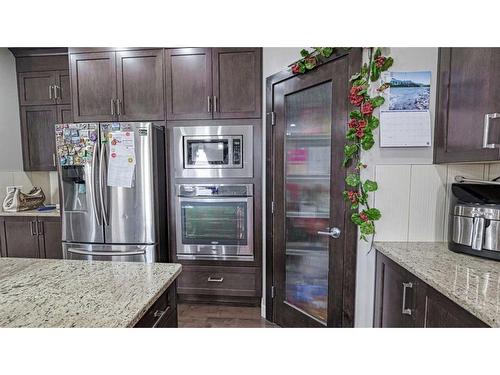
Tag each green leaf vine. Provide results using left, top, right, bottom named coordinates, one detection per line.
left=291, top=47, right=393, bottom=241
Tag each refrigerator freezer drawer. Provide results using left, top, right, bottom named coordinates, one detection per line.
left=62, top=243, right=157, bottom=263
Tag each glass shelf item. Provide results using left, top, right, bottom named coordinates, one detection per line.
left=284, top=81, right=332, bottom=324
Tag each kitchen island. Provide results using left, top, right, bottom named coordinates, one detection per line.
left=0, top=258, right=181, bottom=328
left=375, top=242, right=500, bottom=327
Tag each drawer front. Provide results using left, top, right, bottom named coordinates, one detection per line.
left=177, top=266, right=260, bottom=297
left=134, top=283, right=176, bottom=328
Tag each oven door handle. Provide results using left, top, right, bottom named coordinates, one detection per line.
left=67, top=248, right=146, bottom=257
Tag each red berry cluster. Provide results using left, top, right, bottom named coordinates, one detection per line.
left=361, top=102, right=374, bottom=116
left=349, top=85, right=364, bottom=106
left=347, top=191, right=359, bottom=204
left=375, top=56, right=386, bottom=69
left=359, top=212, right=369, bottom=222
left=348, top=118, right=367, bottom=138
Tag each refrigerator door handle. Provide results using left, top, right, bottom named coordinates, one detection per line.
left=89, top=142, right=101, bottom=226
left=99, top=140, right=109, bottom=226
left=67, top=248, right=146, bottom=257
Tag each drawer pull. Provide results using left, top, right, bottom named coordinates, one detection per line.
left=207, top=276, right=224, bottom=283
left=153, top=309, right=165, bottom=318
left=402, top=282, right=413, bottom=316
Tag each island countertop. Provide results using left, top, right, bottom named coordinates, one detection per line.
left=374, top=242, right=500, bottom=327
left=0, top=258, right=181, bottom=328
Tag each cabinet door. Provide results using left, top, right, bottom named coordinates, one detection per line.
left=0, top=217, right=40, bottom=258
left=424, top=286, right=488, bottom=328
left=70, top=52, right=117, bottom=122
left=435, top=48, right=500, bottom=163
left=116, top=49, right=164, bottom=121
left=57, top=104, right=73, bottom=123
left=55, top=70, right=71, bottom=105
left=38, top=217, right=62, bottom=259
left=212, top=48, right=261, bottom=119
left=18, top=71, right=56, bottom=105
left=20, top=106, right=58, bottom=171
left=374, top=252, right=423, bottom=327
left=165, top=48, right=213, bottom=120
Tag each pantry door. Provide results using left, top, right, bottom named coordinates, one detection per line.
left=271, top=52, right=358, bottom=327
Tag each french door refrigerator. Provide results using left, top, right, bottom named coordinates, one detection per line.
left=55, top=122, right=166, bottom=263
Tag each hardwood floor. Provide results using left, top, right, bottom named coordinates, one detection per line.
left=177, top=303, right=278, bottom=328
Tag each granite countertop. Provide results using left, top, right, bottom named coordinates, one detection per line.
left=0, top=208, right=60, bottom=217
left=0, top=258, right=182, bottom=328
left=375, top=242, right=500, bottom=327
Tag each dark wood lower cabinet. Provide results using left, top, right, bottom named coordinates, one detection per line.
left=0, top=215, right=62, bottom=259
left=38, top=217, right=63, bottom=259
left=177, top=265, right=261, bottom=300
left=134, top=281, right=178, bottom=328
left=374, top=251, right=488, bottom=328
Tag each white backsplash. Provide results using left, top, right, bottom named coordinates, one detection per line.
left=0, top=171, right=56, bottom=205
left=374, top=163, right=497, bottom=242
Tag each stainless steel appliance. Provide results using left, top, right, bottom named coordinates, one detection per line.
left=55, top=122, right=166, bottom=263
left=449, top=178, right=500, bottom=261
left=175, top=183, right=253, bottom=261
left=173, top=125, right=253, bottom=178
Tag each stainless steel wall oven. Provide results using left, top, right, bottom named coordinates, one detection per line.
left=175, top=184, right=254, bottom=261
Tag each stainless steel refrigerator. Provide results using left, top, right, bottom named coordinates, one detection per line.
left=55, top=122, right=166, bottom=263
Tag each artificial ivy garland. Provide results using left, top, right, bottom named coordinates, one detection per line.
left=291, top=48, right=393, bottom=241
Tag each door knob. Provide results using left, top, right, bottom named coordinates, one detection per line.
left=317, top=227, right=341, bottom=239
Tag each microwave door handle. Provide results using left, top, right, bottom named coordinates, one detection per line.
left=99, top=140, right=109, bottom=226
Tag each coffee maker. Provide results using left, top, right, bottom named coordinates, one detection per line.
left=449, top=176, right=500, bottom=261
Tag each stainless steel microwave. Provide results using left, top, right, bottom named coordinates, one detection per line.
left=173, top=125, right=253, bottom=178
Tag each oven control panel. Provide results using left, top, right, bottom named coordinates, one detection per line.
left=177, top=184, right=253, bottom=197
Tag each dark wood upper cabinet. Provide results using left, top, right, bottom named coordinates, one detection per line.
left=57, top=104, right=73, bottom=123
left=55, top=70, right=71, bottom=105
left=165, top=48, right=213, bottom=120
left=0, top=217, right=40, bottom=258
left=212, top=48, right=262, bottom=119
left=18, top=71, right=56, bottom=106
left=38, top=217, right=63, bottom=259
left=70, top=49, right=164, bottom=122
left=70, top=51, right=117, bottom=122
left=435, top=48, right=500, bottom=163
left=20, top=106, right=58, bottom=171
left=116, top=49, right=165, bottom=121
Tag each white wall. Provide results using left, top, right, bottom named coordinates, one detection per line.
left=0, top=48, right=22, bottom=171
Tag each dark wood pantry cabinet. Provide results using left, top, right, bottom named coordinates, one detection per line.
left=11, top=48, right=72, bottom=171
left=0, top=216, right=62, bottom=259
left=434, top=47, right=500, bottom=163
left=165, top=47, right=262, bottom=120
left=69, top=49, right=165, bottom=122
left=374, top=251, right=488, bottom=327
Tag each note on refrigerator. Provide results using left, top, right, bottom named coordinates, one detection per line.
left=379, top=110, right=431, bottom=147
left=107, top=131, right=136, bottom=188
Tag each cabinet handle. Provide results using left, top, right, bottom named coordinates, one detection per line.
left=482, top=113, right=500, bottom=148
left=37, top=221, right=44, bottom=236
left=52, top=153, right=56, bottom=167
left=207, top=276, right=224, bottom=283
left=111, top=99, right=115, bottom=116
left=49, top=85, right=53, bottom=100
left=213, top=95, right=217, bottom=112
left=401, top=282, right=413, bottom=316
left=30, top=221, right=37, bottom=236
left=116, top=99, right=122, bottom=116
left=207, top=96, right=212, bottom=113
